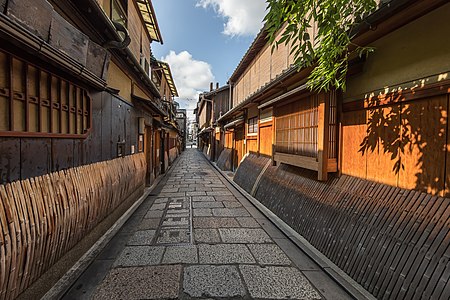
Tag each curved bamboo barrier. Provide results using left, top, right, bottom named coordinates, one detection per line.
left=0, top=153, right=146, bottom=299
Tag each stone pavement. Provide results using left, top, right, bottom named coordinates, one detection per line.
left=63, top=149, right=352, bottom=300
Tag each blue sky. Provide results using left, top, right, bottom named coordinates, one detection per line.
left=151, top=0, right=267, bottom=117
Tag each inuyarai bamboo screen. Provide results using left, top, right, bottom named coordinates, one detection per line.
left=275, top=93, right=337, bottom=159
left=0, top=49, right=92, bottom=138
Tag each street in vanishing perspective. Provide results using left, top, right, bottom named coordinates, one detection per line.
left=64, top=149, right=350, bottom=299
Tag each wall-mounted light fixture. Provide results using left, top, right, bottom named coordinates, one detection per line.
left=138, top=117, right=145, bottom=134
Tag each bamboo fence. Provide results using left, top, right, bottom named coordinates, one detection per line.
left=0, top=153, right=146, bottom=299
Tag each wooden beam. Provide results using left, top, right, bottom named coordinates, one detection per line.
left=274, top=152, right=319, bottom=171
left=317, top=92, right=330, bottom=181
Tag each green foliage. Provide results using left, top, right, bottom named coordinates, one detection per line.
left=264, top=0, right=377, bottom=92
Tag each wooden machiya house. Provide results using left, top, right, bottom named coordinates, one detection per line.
left=200, top=1, right=450, bottom=299
left=196, top=82, right=230, bottom=163
left=0, top=0, right=181, bottom=298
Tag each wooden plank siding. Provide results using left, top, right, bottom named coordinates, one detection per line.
left=0, top=153, right=146, bottom=299
left=342, top=93, right=450, bottom=196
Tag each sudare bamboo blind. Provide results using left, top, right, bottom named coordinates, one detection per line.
left=275, top=95, right=319, bottom=157
left=0, top=153, right=146, bottom=299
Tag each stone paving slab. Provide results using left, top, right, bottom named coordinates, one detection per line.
left=193, top=217, right=240, bottom=228
left=162, top=246, right=198, bottom=264
left=193, top=208, right=213, bottom=216
left=212, top=207, right=251, bottom=217
left=219, top=228, right=272, bottom=243
left=194, top=228, right=221, bottom=243
left=192, top=201, right=224, bottom=208
left=192, top=195, right=216, bottom=202
left=248, top=243, right=292, bottom=265
left=183, top=265, right=246, bottom=298
left=114, top=246, right=164, bottom=267
left=198, top=244, right=255, bottom=264
left=240, top=265, right=322, bottom=299
left=94, top=265, right=181, bottom=300
left=156, top=228, right=190, bottom=244
left=236, top=217, right=261, bottom=228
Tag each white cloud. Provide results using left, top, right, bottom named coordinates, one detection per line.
left=161, top=50, right=215, bottom=120
left=197, top=0, right=266, bottom=36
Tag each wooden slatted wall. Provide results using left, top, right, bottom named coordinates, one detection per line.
left=239, top=157, right=450, bottom=299
left=0, top=153, right=146, bottom=299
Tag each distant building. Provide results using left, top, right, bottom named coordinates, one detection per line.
left=176, top=108, right=187, bottom=150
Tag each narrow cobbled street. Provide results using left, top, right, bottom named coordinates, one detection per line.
left=63, top=149, right=351, bottom=299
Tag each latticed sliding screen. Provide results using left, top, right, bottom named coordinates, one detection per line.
left=274, top=92, right=337, bottom=159
left=328, top=91, right=337, bottom=159
left=0, top=50, right=91, bottom=138
left=275, top=96, right=319, bottom=157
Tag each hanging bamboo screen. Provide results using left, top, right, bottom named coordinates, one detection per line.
left=0, top=49, right=91, bottom=138
left=275, top=93, right=337, bottom=159
left=275, top=95, right=319, bottom=157
left=0, top=153, right=146, bottom=299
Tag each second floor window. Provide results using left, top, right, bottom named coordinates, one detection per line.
left=111, top=0, right=128, bottom=27
left=248, top=117, right=258, bottom=134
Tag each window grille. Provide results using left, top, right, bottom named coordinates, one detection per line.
left=0, top=50, right=92, bottom=138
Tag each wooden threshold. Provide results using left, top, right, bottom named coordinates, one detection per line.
left=274, top=152, right=337, bottom=173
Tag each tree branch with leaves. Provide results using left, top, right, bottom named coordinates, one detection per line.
left=264, top=0, right=377, bottom=92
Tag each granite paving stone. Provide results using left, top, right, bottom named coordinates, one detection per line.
left=212, top=207, right=251, bottom=217
left=186, top=191, right=206, bottom=196
left=114, top=246, right=164, bottom=267
left=157, top=228, right=190, bottom=244
left=194, top=229, right=221, bottom=243
left=219, top=228, right=272, bottom=243
left=248, top=244, right=292, bottom=265
left=162, top=246, right=198, bottom=264
left=207, top=191, right=233, bottom=196
left=213, top=195, right=238, bottom=201
left=193, top=201, right=224, bottom=208
left=193, top=217, right=240, bottom=228
left=183, top=265, right=246, bottom=298
left=240, top=265, right=322, bottom=299
left=236, top=217, right=261, bottom=228
left=193, top=208, right=213, bottom=217
left=198, top=244, right=255, bottom=264
left=166, top=209, right=189, bottom=215
left=223, top=201, right=243, bottom=208
left=192, top=195, right=216, bottom=202
left=158, top=192, right=186, bottom=197
left=94, top=265, right=181, bottom=300
left=127, top=230, right=156, bottom=246
left=162, top=216, right=189, bottom=227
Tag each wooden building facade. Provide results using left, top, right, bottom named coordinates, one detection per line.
left=0, top=0, right=181, bottom=298
left=199, top=1, right=450, bottom=299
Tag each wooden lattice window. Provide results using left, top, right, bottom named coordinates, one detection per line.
left=275, top=96, right=319, bottom=157
left=0, top=50, right=92, bottom=138
left=248, top=117, right=258, bottom=134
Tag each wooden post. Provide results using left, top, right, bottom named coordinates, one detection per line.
left=317, top=92, right=329, bottom=181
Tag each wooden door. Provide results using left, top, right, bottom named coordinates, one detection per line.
left=144, top=126, right=153, bottom=185
left=234, top=127, right=244, bottom=170
left=259, top=122, right=273, bottom=156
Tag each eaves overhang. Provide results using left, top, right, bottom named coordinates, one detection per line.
left=136, top=0, right=163, bottom=44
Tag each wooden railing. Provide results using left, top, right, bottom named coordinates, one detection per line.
left=0, top=153, right=146, bottom=299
